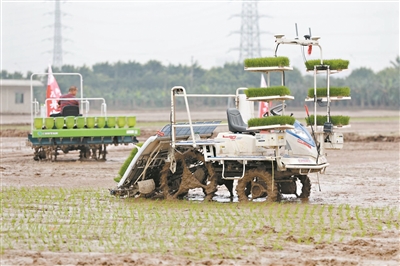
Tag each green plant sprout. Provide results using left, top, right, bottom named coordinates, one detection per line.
left=245, top=86, right=291, bottom=97
left=1, top=187, right=399, bottom=260
left=307, top=87, right=351, bottom=98
left=244, top=56, right=290, bottom=68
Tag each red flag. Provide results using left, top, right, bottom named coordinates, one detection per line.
left=46, top=65, right=62, bottom=117
left=258, top=74, right=269, bottom=117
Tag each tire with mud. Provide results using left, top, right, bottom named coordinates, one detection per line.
left=160, top=150, right=209, bottom=200
left=236, top=169, right=278, bottom=202
left=33, top=147, right=46, bottom=161
left=299, top=175, right=311, bottom=198
left=160, top=160, right=184, bottom=199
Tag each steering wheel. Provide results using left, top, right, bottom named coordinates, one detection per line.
left=263, top=103, right=287, bottom=117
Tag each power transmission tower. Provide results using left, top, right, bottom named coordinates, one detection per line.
left=52, top=0, right=63, bottom=68
left=230, top=0, right=268, bottom=62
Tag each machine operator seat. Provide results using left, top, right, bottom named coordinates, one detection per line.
left=61, top=105, right=81, bottom=116
left=226, top=108, right=258, bottom=134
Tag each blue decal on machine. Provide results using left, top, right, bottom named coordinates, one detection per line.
left=287, top=121, right=315, bottom=147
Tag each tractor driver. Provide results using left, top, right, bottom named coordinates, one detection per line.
left=50, top=86, right=80, bottom=117
left=59, top=86, right=79, bottom=110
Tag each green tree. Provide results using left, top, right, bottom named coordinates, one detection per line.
left=346, top=67, right=376, bottom=108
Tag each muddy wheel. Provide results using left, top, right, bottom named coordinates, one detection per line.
left=33, top=147, right=46, bottom=161
left=203, top=162, right=238, bottom=201
left=160, top=160, right=183, bottom=199
left=100, top=144, right=107, bottom=160
left=160, top=151, right=207, bottom=200
left=279, top=180, right=297, bottom=195
left=299, top=175, right=311, bottom=198
left=203, top=174, right=218, bottom=201
left=236, top=169, right=278, bottom=202
left=53, top=146, right=61, bottom=161
left=46, top=147, right=55, bottom=162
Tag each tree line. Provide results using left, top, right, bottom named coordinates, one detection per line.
left=1, top=56, right=399, bottom=110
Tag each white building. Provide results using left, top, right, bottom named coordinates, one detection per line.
left=1, top=79, right=44, bottom=114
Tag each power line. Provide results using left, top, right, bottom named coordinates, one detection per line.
left=52, top=0, right=63, bottom=68
left=230, top=0, right=269, bottom=62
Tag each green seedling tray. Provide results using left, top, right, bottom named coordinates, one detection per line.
left=307, top=87, right=351, bottom=98
left=32, top=128, right=140, bottom=138
left=248, top=116, right=295, bottom=127
left=115, top=143, right=143, bottom=183
left=245, top=86, right=291, bottom=97
left=244, top=56, right=290, bottom=68
left=305, top=115, right=350, bottom=126
left=305, top=59, right=349, bottom=71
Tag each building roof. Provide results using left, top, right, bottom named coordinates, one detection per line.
left=1, top=79, right=44, bottom=87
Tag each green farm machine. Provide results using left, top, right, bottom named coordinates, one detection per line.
left=27, top=73, right=140, bottom=161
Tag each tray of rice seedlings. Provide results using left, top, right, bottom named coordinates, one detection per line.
left=305, top=115, right=350, bottom=127
left=244, top=56, right=292, bottom=72
left=247, top=115, right=296, bottom=130
left=114, top=143, right=142, bottom=183
left=306, top=87, right=351, bottom=101
left=305, top=59, right=349, bottom=71
left=245, top=86, right=294, bottom=101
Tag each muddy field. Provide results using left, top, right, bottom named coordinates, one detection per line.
left=1, top=110, right=399, bottom=265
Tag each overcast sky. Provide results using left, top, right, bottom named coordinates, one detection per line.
left=1, top=0, right=399, bottom=76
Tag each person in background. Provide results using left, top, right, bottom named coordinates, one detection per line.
left=59, top=85, right=79, bottom=110
left=50, top=86, right=79, bottom=117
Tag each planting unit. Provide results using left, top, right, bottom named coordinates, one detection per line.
left=304, top=61, right=351, bottom=151
left=27, top=73, right=140, bottom=161
left=111, top=32, right=350, bottom=202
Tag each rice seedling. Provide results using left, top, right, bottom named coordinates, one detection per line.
left=245, top=86, right=291, bottom=97
left=307, top=87, right=351, bottom=98
left=2, top=187, right=399, bottom=260
left=244, top=56, right=290, bottom=68
left=305, top=59, right=349, bottom=70
left=305, top=115, right=350, bottom=126
left=248, top=116, right=295, bottom=127
left=272, top=242, right=283, bottom=250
